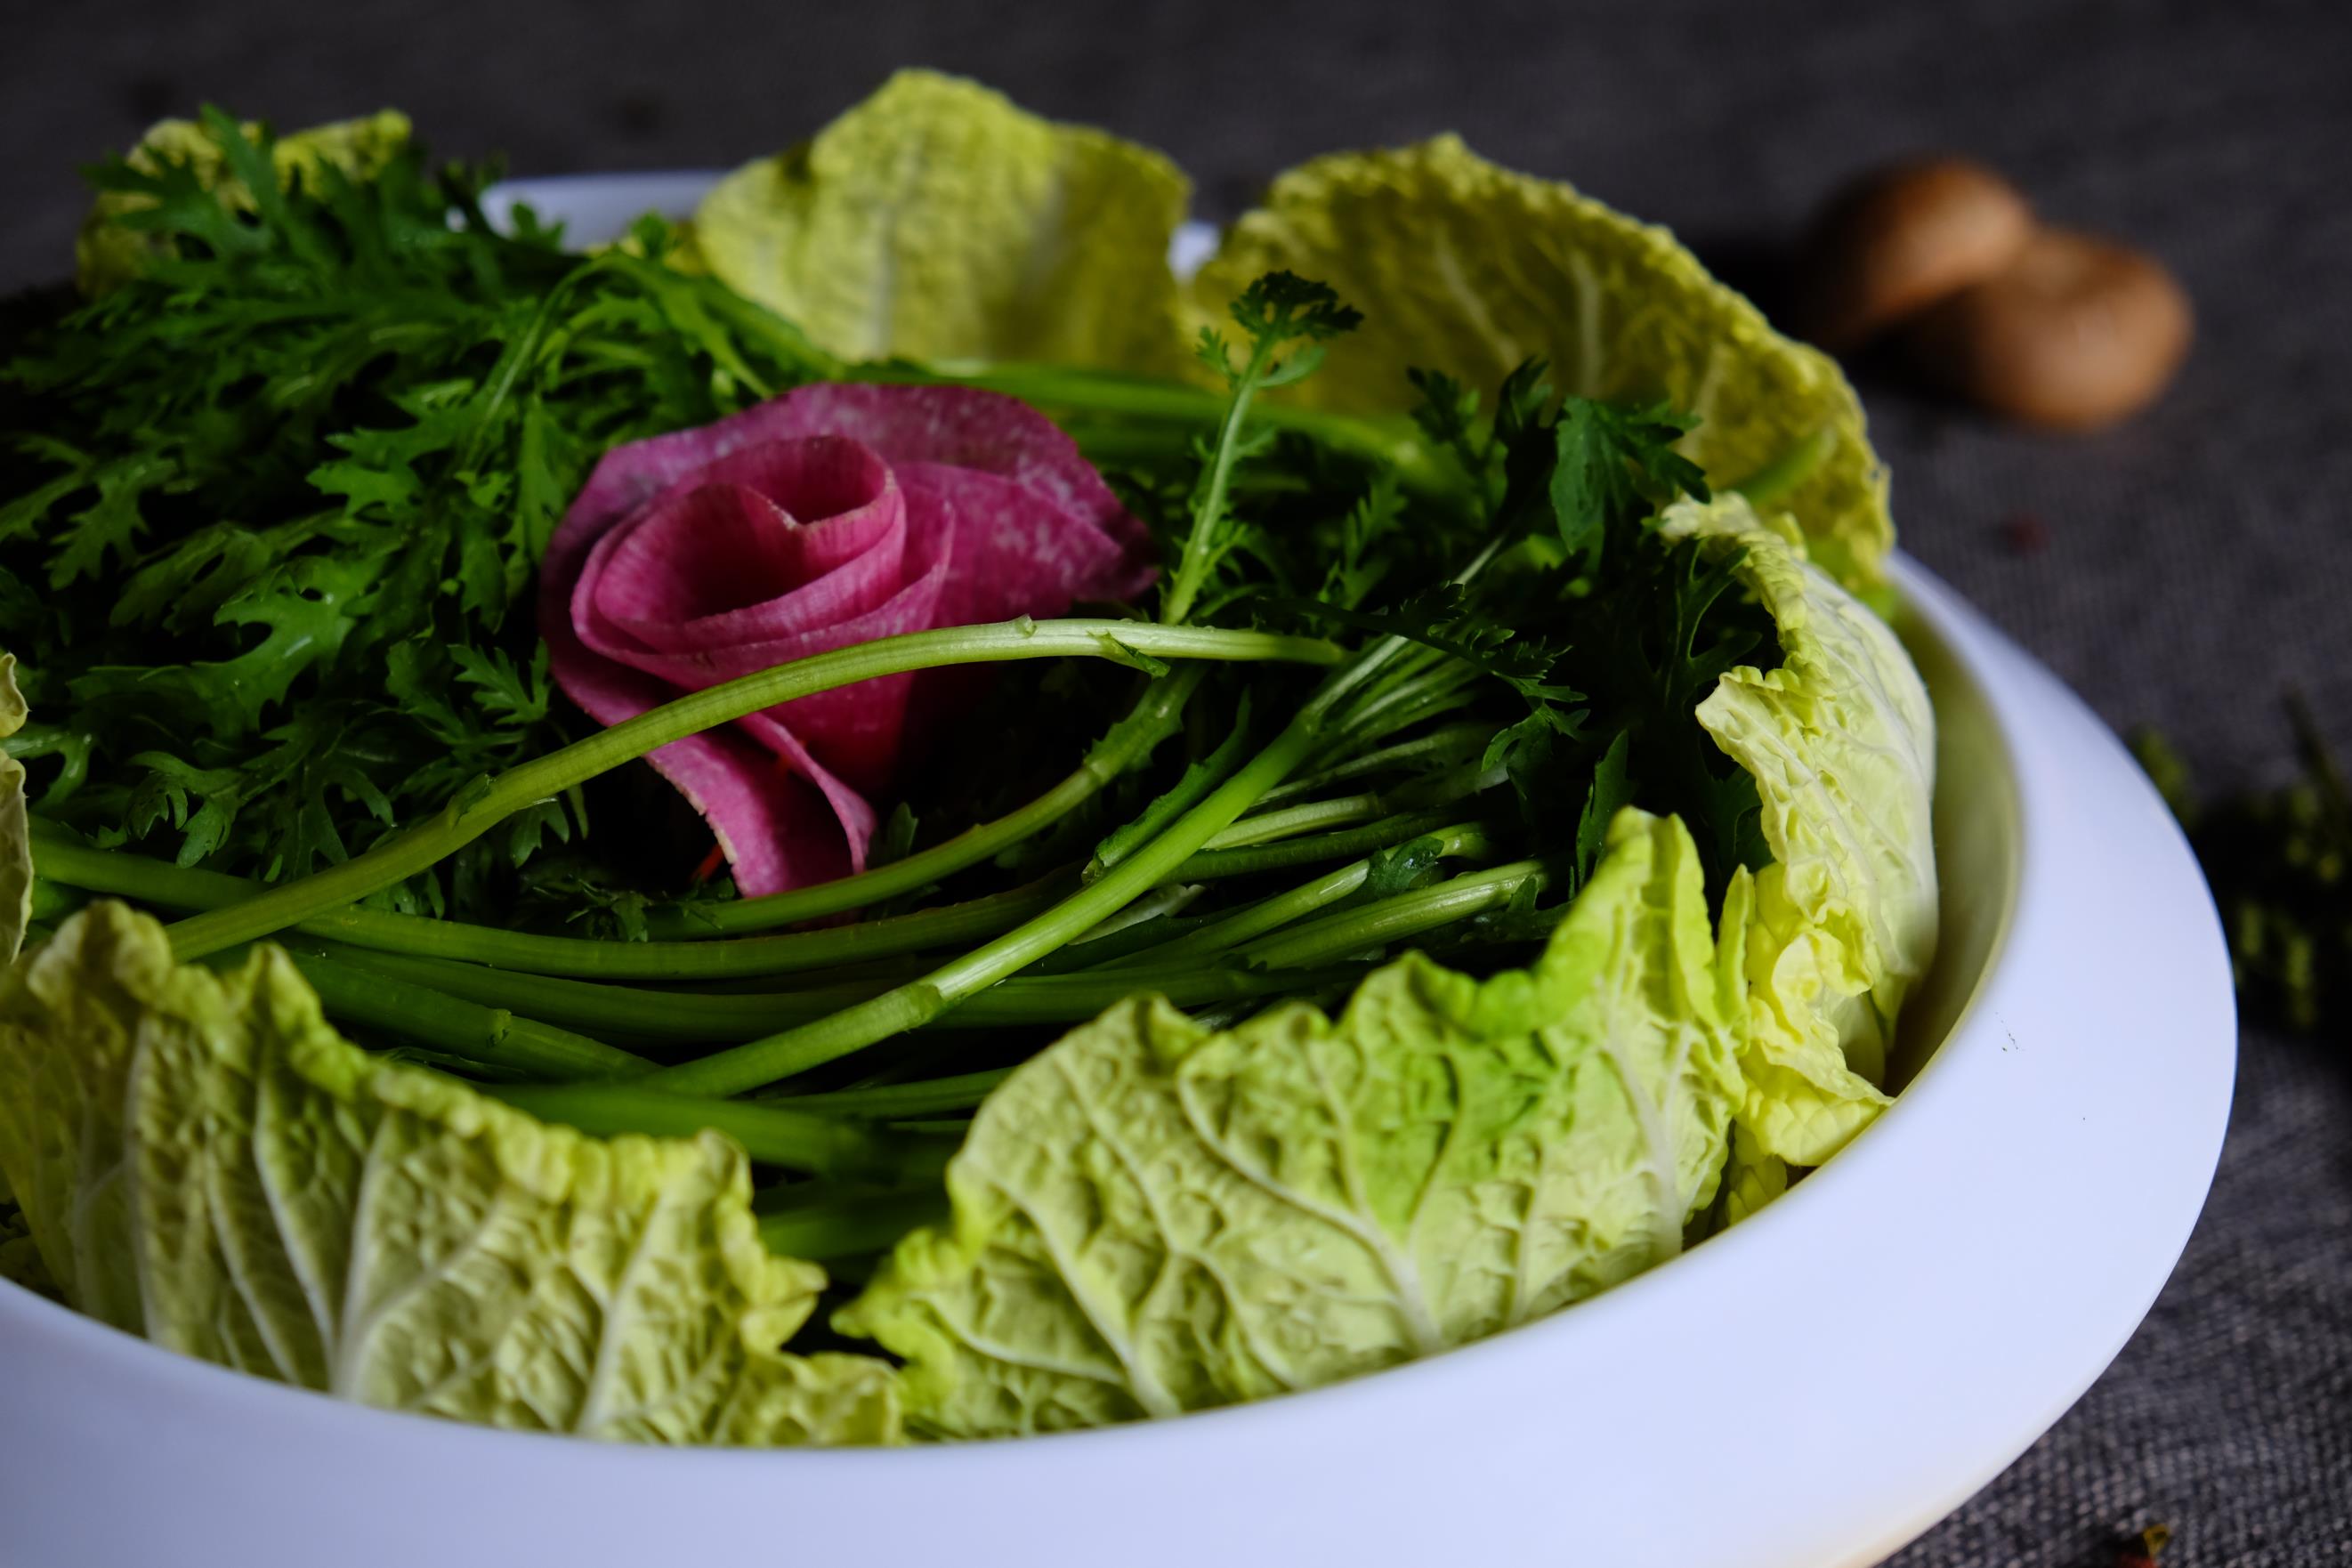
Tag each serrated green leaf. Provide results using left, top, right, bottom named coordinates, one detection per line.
left=110, top=523, right=286, bottom=634
left=1574, top=730, right=1635, bottom=887
left=0, top=452, right=92, bottom=551
left=10, top=106, right=834, bottom=903
left=77, top=109, right=415, bottom=295
left=1550, top=398, right=1707, bottom=570
left=449, top=642, right=550, bottom=727
left=1362, top=832, right=1450, bottom=899
left=44, top=452, right=174, bottom=589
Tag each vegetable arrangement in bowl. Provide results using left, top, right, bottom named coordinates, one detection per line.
left=0, top=70, right=1933, bottom=1444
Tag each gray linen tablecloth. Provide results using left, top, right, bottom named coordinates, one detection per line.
left=6, top=2, right=2347, bottom=1560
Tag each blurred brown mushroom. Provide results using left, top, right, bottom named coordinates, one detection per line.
left=1796, top=158, right=2035, bottom=352
left=1904, top=228, right=2194, bottom=431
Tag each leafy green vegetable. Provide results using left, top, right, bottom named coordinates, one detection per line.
left=1167, top=271, right=1365, bottom=624
left=2, top=109, right=831, bottom=911
left=1574, top=731, right=1635, bottom=886
left=0, top=901, right=898, bottom=1443
left=1677, top=497, right=1936, bottom=1041
left=693, top=69, right=1191, bottom=373
left=1718, top=861, right=1883, bottom=1176
left=1720, top=1122, right=1788, bottom=1226
left=1396, top=368, right=1777, bottom=901
left=1087, top=692, right=1255, bottom=877
left=1550, top=399, right=1709, bottom=568
left=1189, top=134, right=1891, bottom=588
left=836, top=809, right=1741, bottom=1435
left=1665, top=493, right=1936, bottom=1166
left=76, top=109, right=414, bottom=295
left=1362, top=831, right=1453, bottom=899
left=0, top=654, right=30, bottom=964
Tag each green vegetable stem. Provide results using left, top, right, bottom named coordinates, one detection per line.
left=158, top=619, right=1338, bottom=960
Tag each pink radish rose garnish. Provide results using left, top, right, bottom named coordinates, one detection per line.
left=540, top=384, right=1156, bottom=896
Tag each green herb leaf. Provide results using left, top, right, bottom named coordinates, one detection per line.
left=1574, top=730, right=1634, bottom=887
left=1362, top=831, right=1451, bottom=899
left=1551, top=398, right=1709, bottom=570
left=4, top=110, right=826, bottom=903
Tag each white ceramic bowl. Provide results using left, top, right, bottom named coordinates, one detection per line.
left=0, top=180, right=2235, bottom=1568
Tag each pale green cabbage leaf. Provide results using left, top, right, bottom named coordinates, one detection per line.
left=0, top=902, right=898, bottom=1444
left=1665, top=493, right=1938, bottom=1170
left=1191, top=135, right=1891, bottom=587
left=1721, top=1124, right=1790, bottom=1227
left=0, top=654, right=30, bottom=966
left=837, top=809, right=1742, bottom=1436
left=0, top=652, right=34, bottom=1287
left=693, top=70, right=1191, bottom=373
